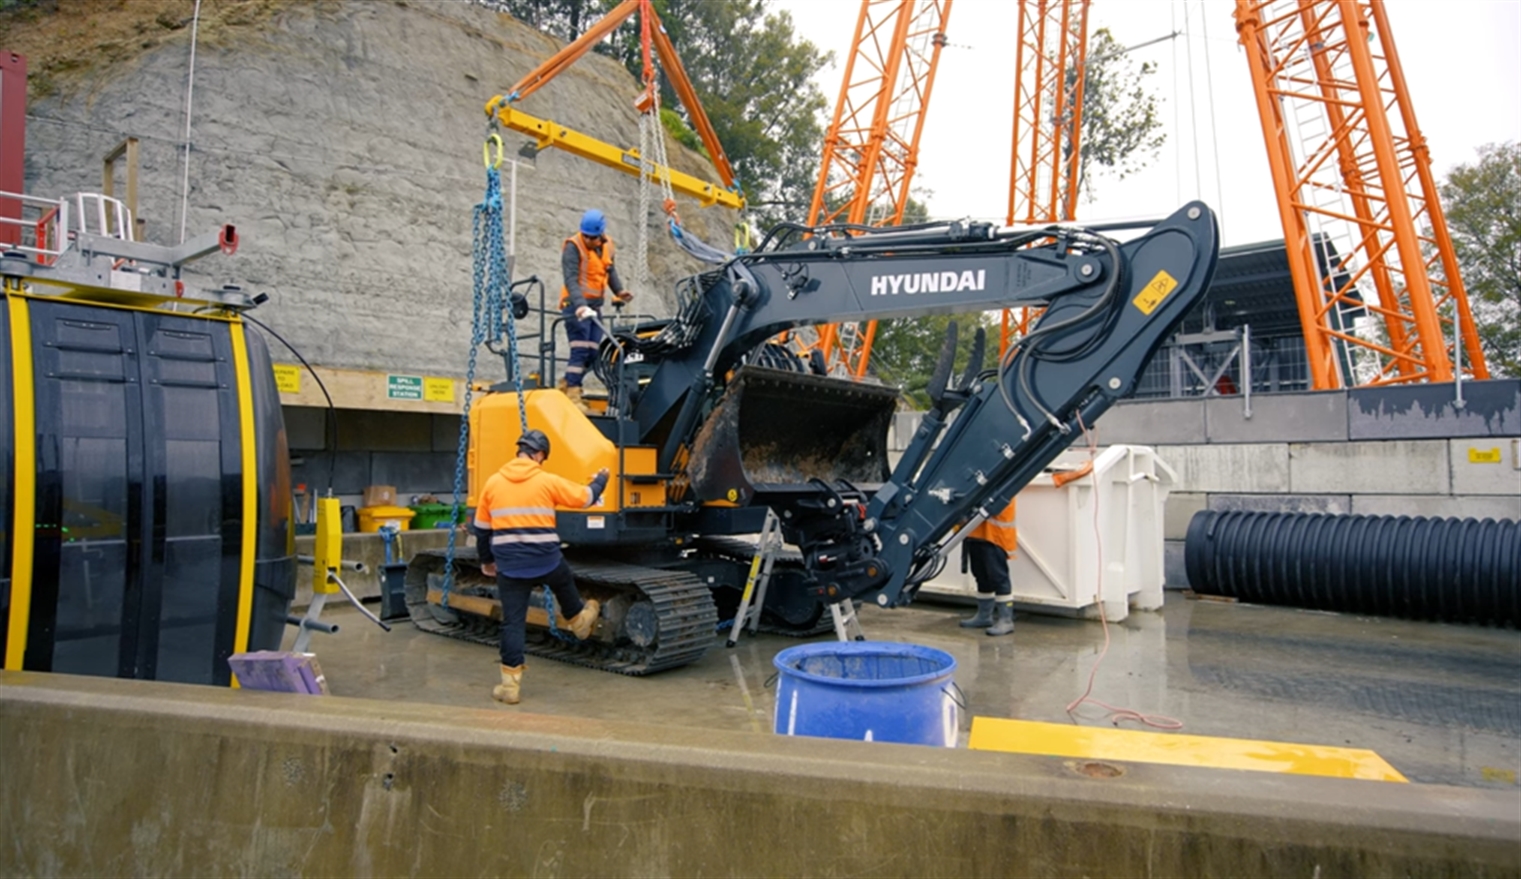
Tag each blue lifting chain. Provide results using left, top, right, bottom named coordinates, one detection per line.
left=442, top=129, right=531, bottom=608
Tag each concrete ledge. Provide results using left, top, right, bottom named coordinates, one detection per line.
left=1205, top=391, right=1348, bottom=444
left=1095, top=398, right=1207, bottom=445
left=1206, top=493, right=1352, bottom=514
left=1164, top=492, right=1208, bottom=540
left=1156, top=443, right=1290, bottom=493
left=1348, top=380, right=1520, bottom=440
left=1450, top=438, right=1521, bottom=497
left=1350, top=494, right=1521, bottom=520
left=1164, top=539, right=1188, bottom=588
left=3, top=673, right=1517, bottom=878
left=1289, top=440, right=1450, bottom=494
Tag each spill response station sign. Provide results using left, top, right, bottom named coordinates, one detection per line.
left=387, top=375, right=423, bottom=400
left=388, top=374, right=455, bottom=403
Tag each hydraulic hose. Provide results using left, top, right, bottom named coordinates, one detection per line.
left=1185, top=510, right=1520, bottom=627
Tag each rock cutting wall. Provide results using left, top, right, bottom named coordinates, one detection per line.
left=15, top=0, right=733, bottom=378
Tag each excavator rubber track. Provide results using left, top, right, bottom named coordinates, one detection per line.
left=405, top=549, right=718, bottom=675
left=693, top=536, right=833, bottom=637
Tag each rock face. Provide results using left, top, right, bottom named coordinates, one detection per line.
left=16, top=0, right=734, bottom=378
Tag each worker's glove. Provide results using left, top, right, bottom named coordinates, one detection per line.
left=575, top=305, right=596, bottom=321
left=587, top=468, right=610, bottom=506
left=614, top=290, right=634, bottom=305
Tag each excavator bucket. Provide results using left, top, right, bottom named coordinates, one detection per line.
left=688, top=366, right=899, bottom=505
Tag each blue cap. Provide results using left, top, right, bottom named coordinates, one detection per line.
left=580, top=209, right=606, bottom=237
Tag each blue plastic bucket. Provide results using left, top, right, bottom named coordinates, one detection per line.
left=773, top=641, right=959, bottom=747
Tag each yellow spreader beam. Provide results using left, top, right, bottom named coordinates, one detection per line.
left=490, top=104, right=744, bottom=211
left=969, top=717, right=1408, bottom=783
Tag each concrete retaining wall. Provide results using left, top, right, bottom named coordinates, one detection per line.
left=3, top=672, right=1517, bottom=878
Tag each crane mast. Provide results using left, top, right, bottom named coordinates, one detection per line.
left=1003, top=0, right=1091, bottom=352
left=1235, top=0, right=1488, bottom=387
left=803, top=0, right=954, bottom=378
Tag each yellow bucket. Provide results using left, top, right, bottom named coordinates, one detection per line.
left=357, top=505, right=416, bottom=532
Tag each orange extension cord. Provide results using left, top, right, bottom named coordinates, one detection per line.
left=1063, top=412, right=1183, bottom=731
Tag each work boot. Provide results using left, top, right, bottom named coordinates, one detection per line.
left=492, top=664, right=524, bottom=704
left=564, top=385, right=593, bottom=414
left=959, top=597, right=995, bottom=628
left=986, top=602, right=1015, bottom=637
left=567, top=599, right=600, bottom=640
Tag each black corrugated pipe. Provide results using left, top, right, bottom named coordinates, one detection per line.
left=1185, top=511, right=1520, bottom=627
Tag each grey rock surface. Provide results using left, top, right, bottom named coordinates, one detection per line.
left=22, top=1, right=733, bottom=377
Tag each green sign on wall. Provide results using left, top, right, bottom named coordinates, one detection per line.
left=387, top=374, right=423, bottom=400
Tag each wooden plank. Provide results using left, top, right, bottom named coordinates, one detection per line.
left=427, top=588, right=502, bottom=620
left=277, top=363, right=464, bottom=414
left=426, top=589, right=569, bottom=629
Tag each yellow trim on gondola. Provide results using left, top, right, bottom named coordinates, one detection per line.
left=7, top=287, right=241, bottom=320
left=228, top=321, right=259, bottom=660
left=5, top=292, right=36, bottom=670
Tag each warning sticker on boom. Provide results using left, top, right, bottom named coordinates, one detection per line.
left=1132, top=270, right=1179, bottom=316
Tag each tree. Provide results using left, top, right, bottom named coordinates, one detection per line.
left=598, top=0, right=831, bottom=227
left=871, top=30, right=1165, bottom=402
left=479, top=0, right=597, bottom=43
left=1441, top=142, right=1520, bottom=377
left=869, top=312, right=999, bottom=409
left=485, top=0, right=830, bottom=226
left=1071, top=27, right=1166, bottom=199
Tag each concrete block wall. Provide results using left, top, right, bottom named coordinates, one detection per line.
left=890, top=380, right=1520, bottom=589
left=1096, top=379, right=1521, bottom=587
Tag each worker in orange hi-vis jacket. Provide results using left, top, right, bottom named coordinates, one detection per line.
left=958, top=499, right=1016, bottom=636
left=473, top=429, right=608, bottom=704
left=559, top=208, right=633, bottom=413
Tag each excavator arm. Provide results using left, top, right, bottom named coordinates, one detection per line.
left=608, top=202, right=1219, bottom=608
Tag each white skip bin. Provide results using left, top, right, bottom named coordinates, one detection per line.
left=920, top=445, right=1175, bottom=622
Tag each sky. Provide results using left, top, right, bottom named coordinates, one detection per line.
left=767, top=0, right=1521, bottom=248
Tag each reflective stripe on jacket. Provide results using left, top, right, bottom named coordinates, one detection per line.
left=968, top=499, right=1017, bottom=555
left=474, top=457, right=596, bottom=577
left=559, top=233, right=616, bottom=309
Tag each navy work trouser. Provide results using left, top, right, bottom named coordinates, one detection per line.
left=562, top=304, right=604, bottom=388
left=496, top=559, right=587, bottom=667
left=963, top=537, right=1012, bottom=598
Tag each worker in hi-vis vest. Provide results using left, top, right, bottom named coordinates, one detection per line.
left=559, top=208, right=633, bottom=413
left=474, top=429, right=607, bottom=704
left=959, top=499, right=1016, bottom=636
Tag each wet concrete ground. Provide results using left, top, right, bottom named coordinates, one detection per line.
left=298, top=592, right=1520, bottom=789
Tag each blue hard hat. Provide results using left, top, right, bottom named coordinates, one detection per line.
left=580, top=208, right=606, bottom=237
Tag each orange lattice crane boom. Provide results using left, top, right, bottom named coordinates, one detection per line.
left=1002, top=0, right=1090, bottom=354
left=803, top=0, right=954, bottom=378
left=1234, top=0, right=1487, bottom=387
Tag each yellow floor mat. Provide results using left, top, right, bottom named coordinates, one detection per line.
left=968, top=717, right=1407, bottom=782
